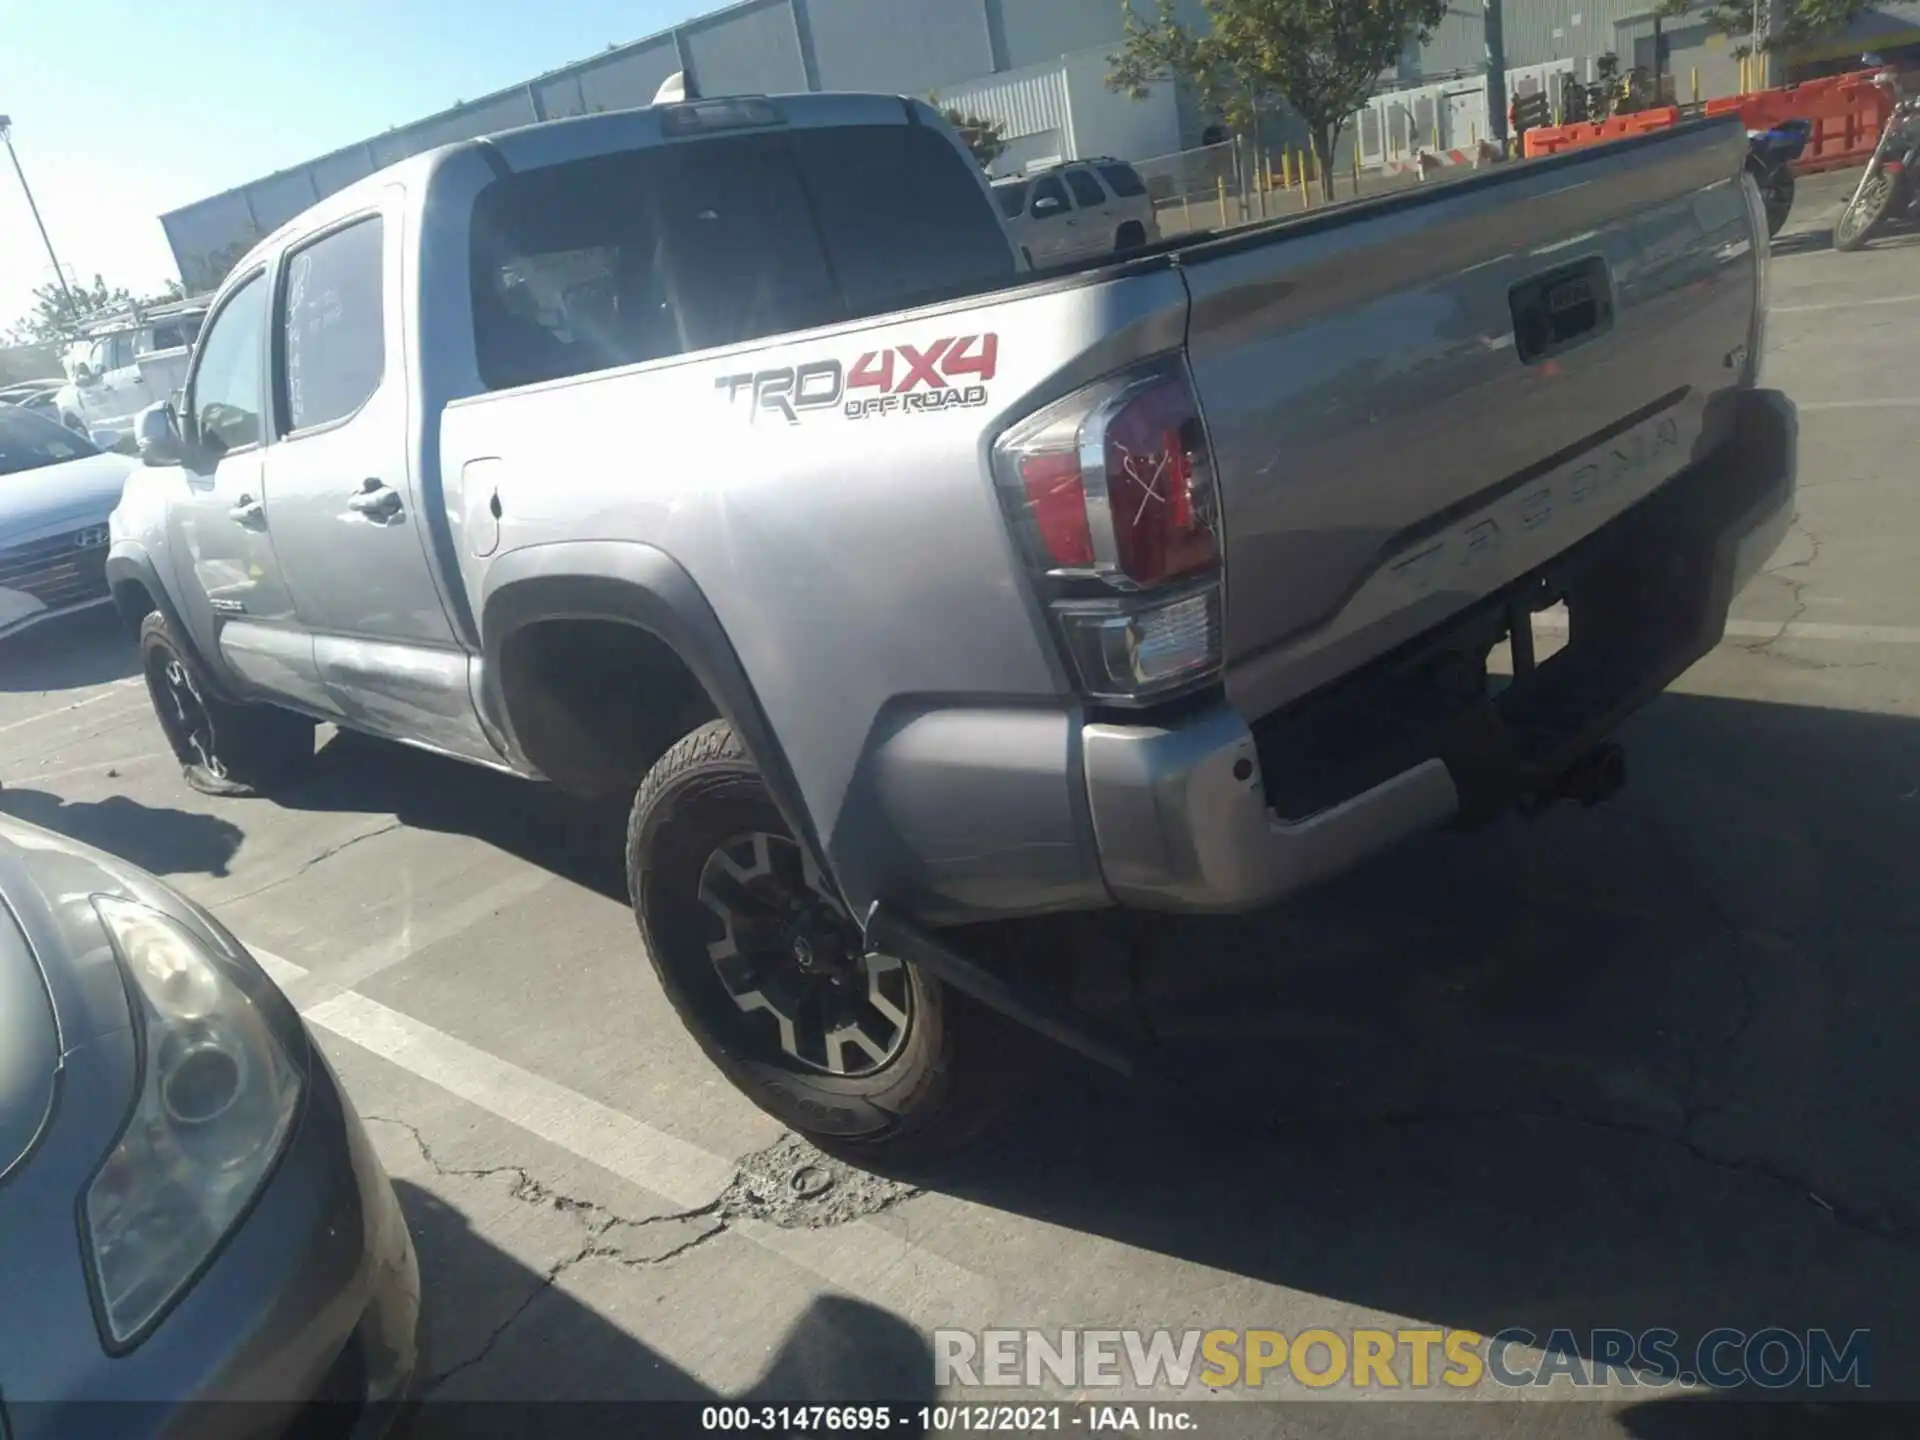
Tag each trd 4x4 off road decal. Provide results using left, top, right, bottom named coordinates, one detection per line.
left=716, top=334, right=998, bottom=425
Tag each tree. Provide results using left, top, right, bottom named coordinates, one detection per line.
left=187, top=225, right=266, bottom=297
left=1109, top=0, right=1449, bottom=200
left=6, top=273, right=137, bottom=345
left=933, top=101, right=1009, bottom=170
left=1656, top=0, right=1864, bottom=59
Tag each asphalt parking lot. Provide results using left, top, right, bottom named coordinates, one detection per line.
left=3, top=168, right=1916, bottom=1434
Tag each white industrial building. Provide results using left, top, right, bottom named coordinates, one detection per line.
left=161, top=0, right=1920, bottom=288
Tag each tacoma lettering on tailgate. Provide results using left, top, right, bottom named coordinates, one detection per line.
left=1389, top=415, right=1682, bottom=596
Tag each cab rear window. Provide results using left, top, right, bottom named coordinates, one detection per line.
left=471, top=121, right=1016, bottom=392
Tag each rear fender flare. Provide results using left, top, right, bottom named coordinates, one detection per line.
left=478, top=541, right=829, bottom=883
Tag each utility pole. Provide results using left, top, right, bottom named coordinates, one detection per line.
left=0, top=115, right=82, bottom=332
left=1485, top=0, right=1509, bottom=150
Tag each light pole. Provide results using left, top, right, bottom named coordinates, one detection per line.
left=1485, top=0, right=1509, bottom=151
left=0, top=114, right=82, bottom=331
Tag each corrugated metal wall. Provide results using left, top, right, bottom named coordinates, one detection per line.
left=162, top=0, right=1165, bottom=291
left=156, top=0, right=1920, bottom=289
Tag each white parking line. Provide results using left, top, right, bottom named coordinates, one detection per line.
left=1773, top=292, right=1920, bottom=314
left=277, top=867, right=558, bottom=1006
left=0, top=679, right=145, bottom=738
left=248, top=945, right=1000, bottom=1323
left=1533, top=615, right=1920, bottom=645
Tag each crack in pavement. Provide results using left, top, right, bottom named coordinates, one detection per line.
left=1741, top=516, right=1822, bottom=658
left=216, top=820, right=405, bottom=905
left=366, top=1117, right=921, bottom=1396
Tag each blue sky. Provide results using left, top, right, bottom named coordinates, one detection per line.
left=0, top=0, right=709, bottom=335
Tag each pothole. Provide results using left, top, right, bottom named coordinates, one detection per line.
left=715, top=1133, right=918, bottom=1229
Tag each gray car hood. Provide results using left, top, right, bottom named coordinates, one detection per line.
left=0, top=904, right=60, bottom=1179
left=0, top=450, right=135, bottom=540
left=0, top=818, right=156, bottom=1184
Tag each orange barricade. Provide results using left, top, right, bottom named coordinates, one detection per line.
left=1523, top=107, right=1680, bottom=158
left=1525, top=72, right=1888, bottom=173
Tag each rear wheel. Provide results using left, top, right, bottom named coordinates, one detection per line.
left=1115, top=220, right=1148, bottom=253
left=1834, top=169, right=1896, bottom=251
left=628, top=720, right=1036, bottom=1158
left=140, top=613, right=314, bottom=797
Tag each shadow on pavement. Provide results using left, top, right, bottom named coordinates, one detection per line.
left=1771, top=228, right=1834, bottom=257
left=886, top=689, right=1920, bottom=1413
left=389, top=1178, right=934, bottom=1432
left=238, top=685, right=1915, bottom=1421
left=0, top=786, right=246, bottom=877
left=273, top=730, right=630, bottom=902
left=0, top=607, right=137, bottom=693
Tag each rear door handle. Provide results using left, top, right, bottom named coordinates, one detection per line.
left=229, top=496, right=266, bottom=528
left=347, top=479, right=403, bottom=521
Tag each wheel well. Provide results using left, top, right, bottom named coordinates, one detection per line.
left=111, top=577, right=159, bottom=639
left=497, top=618, right=721, bottom=799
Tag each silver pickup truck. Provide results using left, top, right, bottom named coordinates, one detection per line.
left=109, top=93, right=1796, bottom=1156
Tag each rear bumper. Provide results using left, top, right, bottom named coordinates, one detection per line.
left=1083, top=387, right=1798, bottom=913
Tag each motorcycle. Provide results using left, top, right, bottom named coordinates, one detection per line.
left=1834, top=57, right=1920, bottom=251
left=1748, top=118, right=1813, bottom=237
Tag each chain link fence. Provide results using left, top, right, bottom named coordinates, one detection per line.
left=1131, top=138, right=1415, bottom=238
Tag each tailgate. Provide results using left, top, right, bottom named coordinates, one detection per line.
left=1180, top=120, right=1758, bottom=720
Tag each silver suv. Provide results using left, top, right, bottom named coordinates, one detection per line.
left=994, top=157, right=1159, bottom=266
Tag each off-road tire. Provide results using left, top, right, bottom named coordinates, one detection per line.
left=139, top=612, right=314, bottom=797
left=628, top=719, right=1036, bottom=1159
left=1116, top=220, right=1148, bottom=253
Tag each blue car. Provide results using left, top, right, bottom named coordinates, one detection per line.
left=0, top=405, right=135, bottom=643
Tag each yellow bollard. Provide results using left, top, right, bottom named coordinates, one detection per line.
left=1691, top=67, right=1700, bottom=103
left=1431, top=119, right=1441, bottom=151
left=1181, top=190, right=1192, bottom=232
left=1351, top=148, right=1361, bottom=194
left=1217, top=176, right=1229, bottom=229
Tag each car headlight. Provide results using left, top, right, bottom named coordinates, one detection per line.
left=82, top=896, right=304, bottom=1348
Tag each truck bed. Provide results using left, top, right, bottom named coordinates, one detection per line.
left=1040, top=119, right=1759, bottom=721
left=442, top=115, right=1761, bottom=919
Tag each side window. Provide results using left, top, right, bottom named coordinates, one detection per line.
left=86, top=340, right=110, bottom=375
left=188, top=273, right=269, bottom=457
left=107, top=335, right=137, bottom=371
left=1064, top=168, right=1106, bottom=208
left=1097, top=163, right=1148, bottom=199
left=1029, top=176, right=1071, bottom=218
left=280, top=217, right=385, bottom=432
left=995, top=182, right=1029, bottom=220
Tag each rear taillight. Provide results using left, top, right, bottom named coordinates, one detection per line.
left=992, top=359, right=1223, bottom=704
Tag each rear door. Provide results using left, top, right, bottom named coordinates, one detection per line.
left=261, top=201, right=499, bottom=762
left=1062, top=166, right=1115, bottom=255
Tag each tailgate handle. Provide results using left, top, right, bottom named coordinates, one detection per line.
left=1510, top=257, right=1614, bottom=365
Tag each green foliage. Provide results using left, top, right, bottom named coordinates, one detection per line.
left=1656, top=0, right=1865, bottom=57
left=1108, top=0, right=1449, bottom=197
left=931, top=101, right=1009, bottom=169
left=6, top=273, right=137, bottom=345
